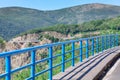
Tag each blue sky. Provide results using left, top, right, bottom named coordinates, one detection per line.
left=0, top=0, right=120, bottom=10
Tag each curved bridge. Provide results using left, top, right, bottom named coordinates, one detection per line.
left=53, top=47, right=120, bottom=80
left=0, top=34, right=119, bottom=80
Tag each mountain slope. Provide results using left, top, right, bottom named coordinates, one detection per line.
left=1, top=3, right=120, bottom=40
left=48, top=3, right=120, bottom=24
left=24, top=16, right=120, bottom=36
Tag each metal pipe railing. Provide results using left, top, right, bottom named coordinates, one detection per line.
left=0, top=34, right=119, bottom=80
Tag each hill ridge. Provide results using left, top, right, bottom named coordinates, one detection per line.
left=0, top=3, right=120, bottom=40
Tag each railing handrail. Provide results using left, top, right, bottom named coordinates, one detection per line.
left=0, top=34, right=119, bottom=80
left=0, top=34, right=117, bottom=58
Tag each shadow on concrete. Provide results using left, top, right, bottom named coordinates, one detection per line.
left=58, top=48, right=118, bottom=80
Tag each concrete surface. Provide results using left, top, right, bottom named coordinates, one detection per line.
left=53, top=46, right=120, bottom=80
left=103, top=58, right=120, bottom=80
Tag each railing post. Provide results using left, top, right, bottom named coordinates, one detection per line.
left=49, top=46, right=53, bottom=80
left=112, top=35, right=113, bottom=47
left=86, top=39, right=89, bottom=59
left=116, top=34, right=119, bottom=46
left=113, top=35, right=115, bottom=47
left=106, top=36, right=108, bottom=49
left=101, top=36, right=104, bottom=51
left=96, top=37, right=99, bottom=53
left=109, top=35, right=111, bottom=48
left=92, top=38, right=94, bottom=56
left=5, top=56, right=11, bottom=80
left=110, top=35, right=112, bottom=48
left=115, top=35, right=116, bottom=46
left=31, top=50, right=36, bottom=80
left=80, top=40, right=82, bottom=62
left=62, top=44, right=65, bottom=72
left=72, top=42, right=75, bottom=66
left=111, top=35, right=113, bottom=47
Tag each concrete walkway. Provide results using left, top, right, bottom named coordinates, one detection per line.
left=53, top=46, right=120, bottom=80
left=103, top=58, right=120, bottom=80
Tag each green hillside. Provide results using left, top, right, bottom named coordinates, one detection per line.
left=23, top=16, right=120, bottom=36
left=1, top=3, right=120, bottom=40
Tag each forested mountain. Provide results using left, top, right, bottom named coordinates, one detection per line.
left=23, top=16, right=120, bottom=36
left=0, top=3, right=120, bottom=40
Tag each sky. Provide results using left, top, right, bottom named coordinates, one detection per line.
left=0, top=0, right=120, bottom=10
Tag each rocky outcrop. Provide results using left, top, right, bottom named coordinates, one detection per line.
left=0, top=31, right=100, bottom=74
left=41, top=31, right=67, bottom=39
left=0, top=32, right=59, bottom=73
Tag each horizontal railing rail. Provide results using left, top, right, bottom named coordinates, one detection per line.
left=0, top=34, right=119, bottom=80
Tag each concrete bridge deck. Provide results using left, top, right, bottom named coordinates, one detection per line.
left=53, top=46, right=120, bottom=80
left=103, top=58, right=120, bottom=80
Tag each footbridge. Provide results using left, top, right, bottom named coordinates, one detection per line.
left=0, top=34, right=120, bottom=80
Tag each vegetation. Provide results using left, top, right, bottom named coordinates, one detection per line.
left=11, top=44, right=80, bottom=80
left=7, top=37, right=106, bottom=80
left=1, top=3, right=120, bottom=40
left=43, top=34, right=59, bottom=42
left=0, top=37, right=4, bottom=44
left=22, top=16, right=120, bottom=37
left=0, top=37, right=5, bottom=48
left=1, top=3, right=120, bottom=80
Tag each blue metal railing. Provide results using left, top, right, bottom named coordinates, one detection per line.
left=0, top=34, right=119, bottom=80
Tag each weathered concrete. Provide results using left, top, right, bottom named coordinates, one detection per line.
left=53, top=46, right=120, bottom=80
left=103, top=58, right=120, bottom=80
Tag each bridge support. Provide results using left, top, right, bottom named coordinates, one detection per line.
left=62, top=44, right=65, bottom=72
left=80, top=41, right=83, bottom=62
left=92, top=38, right=94, bottom=56
left=5, top=56, right=11, bottom=80
left=49, top=46, right=53, bottom=80
left=31, top=50, right=36, bottom=80
left=72, top=42, right=75, bottom=66
left=86, top=39, right=89, bottom=59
